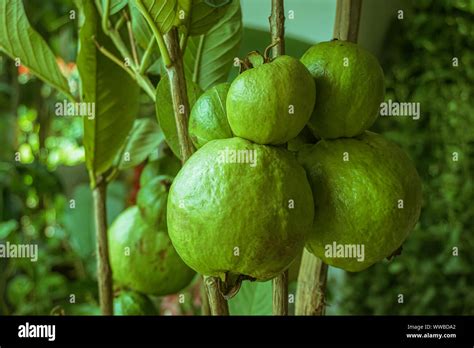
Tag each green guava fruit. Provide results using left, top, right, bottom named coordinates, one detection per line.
left=298, top=131, right=422, bottom=272
left=188, top=82, right=233, bottom=149
left=300, top=40, right=385, bottom=139
left=140, top=155, right=181, bottom=187
left=109, top=206, right=196, bottom=295
left=167, top=137, right=314, bottom=281
left=114, top=290, right=157, bottom=316
left=287, top=126, right=318, bottom=152
left=137, top=175, right=172, bottom=228
left=226, top=55, right=316, bottom=145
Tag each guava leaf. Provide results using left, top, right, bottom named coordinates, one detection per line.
left=228, top=280, right=273, bottom=315
left=77, top=0, right=139, bottom=176
left=179, top=0, right=231, bottom=36
left=0, top=0, right=71, bottom=99
left=184, top=0, right=242, bottom=90
left=133, top=0, right=178, bottom=36
left=129, top=1, right=153, bottom=49
left=115, top=118, right=164, bottom=170
left=103, top=0, right=128, bottom=15
left=155, top=74, right=202, bottom=160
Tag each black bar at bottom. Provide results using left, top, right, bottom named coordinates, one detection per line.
left=0, top=316, right=472, bottom=346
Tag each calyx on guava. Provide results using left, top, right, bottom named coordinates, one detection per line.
left=301, top=40, right=385, bottom=139
left=167, top=137, right=314, bottom=283
left=226, top=54, right=316, bottom=145
left=109, top=206, right=196, bottom=296
left=189, top=82, right=233, bottom=149
left=298, top=131, right=422, bottom=272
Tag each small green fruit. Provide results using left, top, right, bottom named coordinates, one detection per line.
left=227, top=55, right=316, bottom=145
left=140, top=155, right=181, bottom=187
left=301, top=40, right=385, bottom=139
left=137, top=175, right=172, bottom=228
left=109, top=206, right=196, bottom=295
left=189, top=82, right=233, bottom=149
left=167, top=137, right=314, bottom=281
left=298, top=131, right=422, bottom=272
left=114, top=290, right=157, bottom=316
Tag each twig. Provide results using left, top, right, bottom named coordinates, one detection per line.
left=333, top=0, right=362, bottom=42
left=269, top=0, right=285, bottom=58
left=269, top=0, right=288, bottom=316
left=93, top=0, right=156, bottom=101
left=139, top=37, right=156, bottom=75
left=134, top=0, right=172, bottom=67
left=295, top=249, right=328, bottom=315
left=93, top=177, right=114, bottom=315
left=204, top=276, right=229, bottom=316
left=163, top=28, right=195, bottom=162
left=125, top=12, right=140, bottom=66
left=93, top=38, right=136, bottom=80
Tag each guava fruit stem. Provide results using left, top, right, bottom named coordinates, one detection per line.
left=273, top=270, right=289, bottom=315
left=204, top=276, right=229, bottom=316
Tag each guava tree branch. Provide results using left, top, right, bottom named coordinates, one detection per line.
left=269, top=0, right=289, bottom=316
left=295, top=0, right=363, bottom=316
left=163, top=28, right=195, bottom=163
left=333, top=0, right=362, bottom=42
left=295, top=249, right=328, bottom=315
left=269, top=0, right=285, bottom=58
left=93, top=177, right=114, bottom=315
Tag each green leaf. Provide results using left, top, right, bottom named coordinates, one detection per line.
left=107, top=0, right=128, bottom=14
left=0, top=219, right=18, bottom=239
left=184, top=0, right=242, bottom=90
left=115, top=118, right=164, bottom=170
left=155, top=74, right=202, bottom=160
left=134, top=0, right=178, bottom=35
left=129, top=1, right=153, bottom=49
left=0, top=0, right=71, bottom=98
left=179, top=0, right=231, bottom=36
left=77, top=0, right=140, bottom=176
left=228, top=280, right=273, bottom=315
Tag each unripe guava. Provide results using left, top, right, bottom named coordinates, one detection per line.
left=301, top=40, right=384, bottom=139
left=226, top=55, right=316, bottom=145
left=109, top=206, right=196, bottom=295
left=167, top=137, right=314, bottom=281
left=140, top=155, right=181, bottom=187
left=298, top=131, right=422, bottom=271
left=137, top=175, right=172, bottom=228
left=189, top=82, right=233, bottom=149
left=114, top=290, right=157, bottom=316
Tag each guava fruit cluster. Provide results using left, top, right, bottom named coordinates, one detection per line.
left=297, top=40, right=422, bottom=271
left=169, top=39, right=422, bottom=280
left=108, top=154, right=195, bottom=297
left=169, top=54, right=316, bottom=284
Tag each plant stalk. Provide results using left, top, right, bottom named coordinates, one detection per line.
left=269, top=0, right=285, bottom=58
left=333, top=0, right=362, bottom=42
left=204, top=276, right=229, bottom=316
left=92, top=178, right=113, bottom=315
left=295, top=249, right=328, bottom=315
left=163, top=28, right=195, bottom=163
left=269, top=0, right=288, bottom=316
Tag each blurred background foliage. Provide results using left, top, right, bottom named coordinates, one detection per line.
left=0, top=0, right=472, bottom=315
